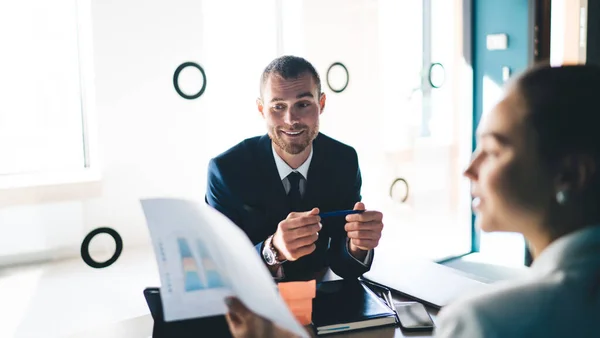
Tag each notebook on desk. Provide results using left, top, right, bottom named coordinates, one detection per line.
left=312, top=280, right=397, bottom=335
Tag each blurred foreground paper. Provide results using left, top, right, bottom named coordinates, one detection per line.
left=141, top=198, right=308, bottom=338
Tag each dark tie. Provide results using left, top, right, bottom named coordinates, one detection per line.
left=287, top=172, right=303, bottom=211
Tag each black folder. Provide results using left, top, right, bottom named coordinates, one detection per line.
left=143, top=287, right=232, bottom=338
left=312, top=280, right=397, bottom=335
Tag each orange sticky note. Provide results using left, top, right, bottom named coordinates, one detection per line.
left=289, top=305, right=313, bottom=325
left=277, top=280, right=316, bottom=325
left=297, top=312, right=312, bottom=326
left=277, top=280, right=316, bottom=300
left=288, top=299, right=313, bottom=313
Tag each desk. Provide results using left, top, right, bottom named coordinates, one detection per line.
left=68, top=292, right=439, bottom=338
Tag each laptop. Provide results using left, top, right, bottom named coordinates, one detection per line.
left=362, top=256, right=489, bottom=309
left=143, top=287, right=233, bottom=338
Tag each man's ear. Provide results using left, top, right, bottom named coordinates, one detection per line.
left=554, top=154, right=597, bottom=194
left=256, top=97, right=264, bottom=117
left=319, top=92, right=326, bottom=114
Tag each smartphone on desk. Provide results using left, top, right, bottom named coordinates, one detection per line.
left=394, top=301, right=435, bottom=332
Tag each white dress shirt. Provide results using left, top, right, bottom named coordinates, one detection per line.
left=269, top=144, right=372, bottom=280
left=272, top=143, right=313, bottom=196
left=435, top=224, right=600, bottom=338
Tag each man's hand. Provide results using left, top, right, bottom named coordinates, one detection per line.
left=345, top=202, right=383, bottom=259
left=272, top=208, right=322, bottom=261
left=225, top=297, right=300, bottom=338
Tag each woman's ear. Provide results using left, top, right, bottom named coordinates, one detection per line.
left=554, top=154, right=597, bottom=194
left=575, top=154, right=597, bottom=191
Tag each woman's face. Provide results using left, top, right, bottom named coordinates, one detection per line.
left=464, top=91, right=555, bottom=234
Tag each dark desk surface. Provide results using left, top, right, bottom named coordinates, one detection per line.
left=68, top=292, right=439, bottom=338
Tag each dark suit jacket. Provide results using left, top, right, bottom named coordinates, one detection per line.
left=205, top=133, right=372, bottom=281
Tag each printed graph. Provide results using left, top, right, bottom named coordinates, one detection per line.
left=177, top=237, right=226, bottom=292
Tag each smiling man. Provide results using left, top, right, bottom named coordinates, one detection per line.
left=205, top=55, right=384, bottom=281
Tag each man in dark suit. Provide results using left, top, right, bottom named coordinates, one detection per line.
left=206, top=56, right=384, bottom=281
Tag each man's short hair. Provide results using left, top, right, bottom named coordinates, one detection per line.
left=260, top=55, right=322, bottom=97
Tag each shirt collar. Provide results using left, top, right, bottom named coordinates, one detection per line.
left=271, top=144, right=313, bottom=181
left=530, top=224, right=600, bottom=277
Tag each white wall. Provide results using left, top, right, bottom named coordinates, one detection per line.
left=0, top=0, right=278, bottom=264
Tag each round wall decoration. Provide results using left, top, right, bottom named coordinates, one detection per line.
left=173, top=62, right=207, bottom=100
left=81, top=227, right=123, bottom=269
left=389, top=177, right=409, bottom=203
left=326, top=62, right=349, bottom=93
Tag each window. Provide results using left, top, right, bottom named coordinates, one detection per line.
left=0, top=0, right=98, bottom=188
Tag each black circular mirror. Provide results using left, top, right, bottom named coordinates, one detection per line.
left=389, top=178, right=409, bottom=203
left=173, top=62, right=207, bottom=100
left=326, top=62, right=349, bottom=93
left=81, top=227, right=123, bottom=268
left=428, top=62, right=445, bottom=89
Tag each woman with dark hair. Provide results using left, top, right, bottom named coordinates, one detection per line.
left=222, top=64, right=600, bottom=337
left=435, top=64, right=600, bottom=337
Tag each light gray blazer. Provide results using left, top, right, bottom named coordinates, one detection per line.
left=435, top=225, right=600, bottom=338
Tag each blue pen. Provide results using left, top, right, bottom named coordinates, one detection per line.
left=319, top=209, right=364, bottom=219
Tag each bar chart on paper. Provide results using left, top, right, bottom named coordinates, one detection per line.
left=141, top=198, right=308, bottom=336
left=156, top=235, right=233, bottom=321
left=178, top=237, right=226, bottom=292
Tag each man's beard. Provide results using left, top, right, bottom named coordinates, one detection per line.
left=269, top=124, right=318, bottom=155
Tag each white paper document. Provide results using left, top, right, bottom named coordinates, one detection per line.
left=141, top=198, right=308, bottom=338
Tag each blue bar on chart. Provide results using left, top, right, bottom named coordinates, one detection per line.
left=196, top=239, right=226, bottom=288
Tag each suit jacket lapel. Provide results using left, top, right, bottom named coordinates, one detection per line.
left=257, top=135, right=289, bottom=221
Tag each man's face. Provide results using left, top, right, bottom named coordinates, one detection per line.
left=258, top=72, right=325, bottom=155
